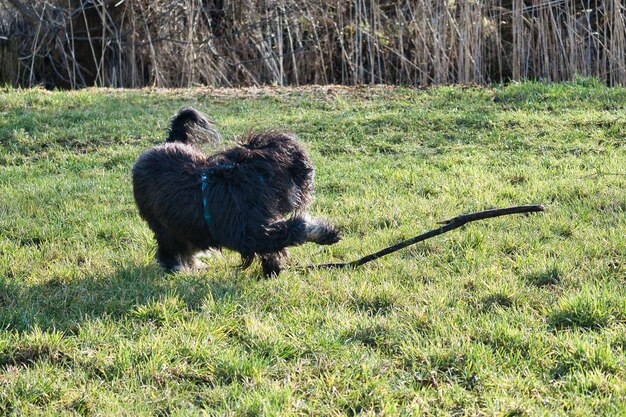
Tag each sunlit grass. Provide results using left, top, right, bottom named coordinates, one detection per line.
left=1, top=80, right=625, bottom=415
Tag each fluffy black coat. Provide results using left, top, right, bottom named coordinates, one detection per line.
left=132, top=107, right=340, bottom=276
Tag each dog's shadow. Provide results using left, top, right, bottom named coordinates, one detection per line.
left=0, top=264, right=242, bottom=333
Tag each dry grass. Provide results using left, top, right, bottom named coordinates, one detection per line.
left=1, top=1, right=626, bottom=88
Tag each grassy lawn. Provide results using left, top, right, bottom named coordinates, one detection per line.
left=0, top=79, right=625, bottom=416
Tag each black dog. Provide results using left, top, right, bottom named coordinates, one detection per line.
left=132, top=107, right=340, bottom=276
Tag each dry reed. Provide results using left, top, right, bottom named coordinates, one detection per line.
left=1, top=0, right=625, bottom=88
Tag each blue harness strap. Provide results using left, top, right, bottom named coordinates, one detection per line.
left=200, top=173, right=211, bottom=224
left=200, top=173, right=217, bottom=238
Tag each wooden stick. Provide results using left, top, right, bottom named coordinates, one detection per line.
left=299, top=204, right=545, bottom=271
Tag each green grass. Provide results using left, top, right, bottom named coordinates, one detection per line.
left=0, top=79, right=625, bottom=416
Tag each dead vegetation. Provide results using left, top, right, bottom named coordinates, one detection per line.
left=1, top=0, right=625, bottom=88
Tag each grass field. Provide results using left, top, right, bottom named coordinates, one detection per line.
left=0, top=79, right=625, bottom=416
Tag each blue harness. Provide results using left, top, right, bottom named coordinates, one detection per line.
left=200, top=172, right=215, bottom=236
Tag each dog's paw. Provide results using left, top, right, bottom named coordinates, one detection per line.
left=318, top=227, right=341, bottom=245
left=306, top=220, right=341, bottom=245
left=193, top=259, right=209, bottom=270
left=162, top=263, right=185, bottom=274
left=261, top=259, right=282, bottom=277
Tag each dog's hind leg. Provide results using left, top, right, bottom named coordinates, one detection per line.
left=153, top=227, right=197, bottom=272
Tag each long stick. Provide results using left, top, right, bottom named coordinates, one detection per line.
left=300, top=204, right=545, bottom=271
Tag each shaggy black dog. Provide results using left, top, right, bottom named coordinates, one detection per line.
left=132, top=107, right=340, bottom=276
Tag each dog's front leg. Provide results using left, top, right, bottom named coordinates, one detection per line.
left=248, top=215, right=340, bottom=254
left=238, top=215, right=339, bottom=277
left=259, top=251, right=286, bottom=277
left=301, top=214, right=341, bottom=245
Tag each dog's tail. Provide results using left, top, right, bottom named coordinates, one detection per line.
left=166, top=107, right=221, bottom=146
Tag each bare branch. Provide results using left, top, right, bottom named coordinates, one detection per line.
left=298, top=204, right=545, bottom=271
